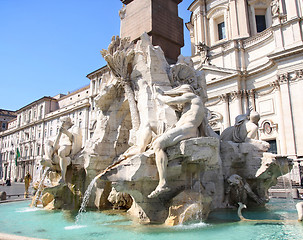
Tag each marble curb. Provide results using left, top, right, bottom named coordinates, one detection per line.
left=0, top=233, right=48, bottom=240
left=0, top=198, right=31, bottom=204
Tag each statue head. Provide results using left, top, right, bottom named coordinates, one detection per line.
left=249, top=111, right=260, bottom=124
left=227, top=174, right=243, bottom=186
left=60, top=116, right=73, bottom=128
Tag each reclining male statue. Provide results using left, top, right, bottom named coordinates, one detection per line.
left=220, top=108, right=260, bottom=143
left=42, top=116, right=82, bottom=184
left=148, top=84, right=205, bottom=198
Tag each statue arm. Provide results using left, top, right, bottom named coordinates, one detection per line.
left=156, top=93, right=193, bottom=106
left=61, top=127, right=73, bottom=142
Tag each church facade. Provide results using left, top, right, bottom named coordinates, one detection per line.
left=187, top=0, right=303, bottom=183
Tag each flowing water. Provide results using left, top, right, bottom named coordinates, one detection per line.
left=31, top=167, right=50, bottom=207
left=75, top=174, right=100, bottom=224
left=1, top=199, right=303, bottom=240
left=75, top=158, right=125, bottom=223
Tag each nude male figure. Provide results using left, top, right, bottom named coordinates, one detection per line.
left=57, top=117, right=74, bottom=183
left=43, top=116, right=82, bottom=184
left=148, top=84, right=205, bottom=198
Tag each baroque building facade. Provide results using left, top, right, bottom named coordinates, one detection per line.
left=0, top=86, right=93, bottom=182
left=187, top=0, right=303, bottom=182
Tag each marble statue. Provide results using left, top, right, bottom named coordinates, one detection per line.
left=220, top=108, right=260, bottom=143
left=42, top=116, right=82, bottom=183
left=108, top=187, right=133, bottom=210
left=271, top=0, right=280, bottom=16
left=148, top=84, right=205, bottom=198
left=226, top=174, right=264, bottom=206
left=196, top=41, right=210, bottom=65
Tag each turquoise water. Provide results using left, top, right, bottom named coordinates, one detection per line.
left=1, top=199, right=303, bottom=240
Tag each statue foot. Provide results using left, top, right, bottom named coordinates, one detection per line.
left=147, top=186, right=170, bottom=198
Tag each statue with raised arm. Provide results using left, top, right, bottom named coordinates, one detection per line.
left=148, top=84, right=205, bottom=198
left=43, top=116, right=82, bottom=183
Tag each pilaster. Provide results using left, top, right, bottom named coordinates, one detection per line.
left=277, top=73, right=297, bottom=157
left=220, top=93, right=231, bottom=128
left=285, top=0, right=299, bottom=20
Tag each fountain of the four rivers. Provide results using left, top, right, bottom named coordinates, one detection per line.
left=1, top=1, right=303, bottom=239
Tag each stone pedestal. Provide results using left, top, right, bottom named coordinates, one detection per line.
left=103, top=137, right=224, bottom=224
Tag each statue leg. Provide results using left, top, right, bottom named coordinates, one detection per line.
left=148, top=126, right=198, bottom=198
left=58, top=146, right=71, bottom=183
left=148, top=138, right=170, bottom=198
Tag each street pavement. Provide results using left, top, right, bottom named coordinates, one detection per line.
left=0, top=180, right=34, bottom=201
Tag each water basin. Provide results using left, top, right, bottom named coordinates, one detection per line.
left=0, top=199, right=303, bottom=240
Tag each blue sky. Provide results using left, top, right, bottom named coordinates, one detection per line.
left=0, top=0, right=193, bottom=111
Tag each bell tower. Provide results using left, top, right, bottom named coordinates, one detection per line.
left=120, top=0, right=184, bottom=63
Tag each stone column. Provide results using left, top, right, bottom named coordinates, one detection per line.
left=285, top=0, right=299, bottom=20
left=229, top=0, right=239, bottom=38
left=193, top=14, right=199, bottom=53
left=247, top=89, right=256, bottom=110
left=21, top=162, right=25, bottom=180
left=249, top=5, right=257, bottom=35
left=84, top=107, right=89, bottom=141
left=220, top=94, right=231, bottom=129
left=237, top=0, right=250, bottom=37
left=231, top=90, right=243, bottom=115
left=196, top=10, right=204, bottom=44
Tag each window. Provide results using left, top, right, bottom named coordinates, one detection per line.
left=207, top=6, right=228, bottom=45
left=255, top=15, right=266, bottom=33
left=218, top=21, right=226, bottom=40
left=40, top=106, right=43, bottom=118
left=267, top=140, right=277, bottom=154
left=2, top=123, right=6, bottom=129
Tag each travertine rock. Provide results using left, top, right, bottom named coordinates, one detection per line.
left=41, top=192, right=54, bottom=208
left=36, top=33, right=292, bottom=225
left=103, top=137, right=223, bottom=223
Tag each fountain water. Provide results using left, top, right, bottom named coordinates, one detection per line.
left=30, top=166, right=50, bottom=207
left=1, top=199, right=303, bottom=240
left=75, top=157, right=126, bottom=223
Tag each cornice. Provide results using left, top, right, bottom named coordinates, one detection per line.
left=0, top=99, right=90, bottom=137
left=243, top=28, right=273, bottom=49
left=268, top=45, right=303, bottom=61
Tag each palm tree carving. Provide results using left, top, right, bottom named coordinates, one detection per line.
left=101, top=36, right=140, bottom=131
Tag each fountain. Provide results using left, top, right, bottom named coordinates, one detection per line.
left=31, top=33, right=295, bottom=224
left=1, top=33, right=301, bottom=239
